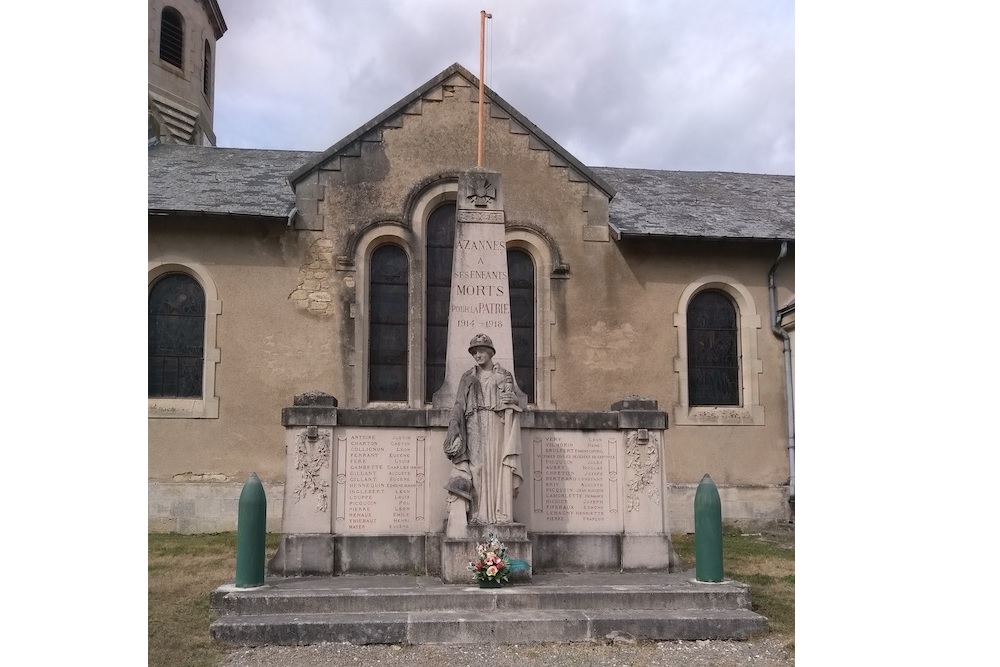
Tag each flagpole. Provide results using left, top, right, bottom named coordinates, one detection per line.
left=478, top=9, right=491, bottom=168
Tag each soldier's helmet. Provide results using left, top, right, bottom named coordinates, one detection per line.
left=468, top=333, right=496, bottom=355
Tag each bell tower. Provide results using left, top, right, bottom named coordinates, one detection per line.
left=148, top=0, right=227, bottom=145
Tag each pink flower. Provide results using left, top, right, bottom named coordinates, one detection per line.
left=486, top=565, right=498, bottom=577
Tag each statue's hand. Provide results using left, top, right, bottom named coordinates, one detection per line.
left=499, top=390, right=516, bottom=406
left=444, top=435, right=463, bottom=459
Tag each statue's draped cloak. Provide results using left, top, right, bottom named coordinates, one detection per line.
left=444, top=363, right=523, bottom=523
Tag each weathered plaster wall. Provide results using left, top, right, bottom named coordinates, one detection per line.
left=147, top=76, right=795, bottom=531
left=149, top=218, right=338, bottom=489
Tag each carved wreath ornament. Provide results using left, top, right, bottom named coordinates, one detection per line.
left=625, top=431, right=661, bottom=511
left=293, top=429, right=331, bottom=513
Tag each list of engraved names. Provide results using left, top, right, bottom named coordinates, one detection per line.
left=533, top=432, right=620, bottom=531
left=337, top=430, right=426, bottom=534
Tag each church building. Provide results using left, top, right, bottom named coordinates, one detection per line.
left=148, top=1, right=795, bottom=538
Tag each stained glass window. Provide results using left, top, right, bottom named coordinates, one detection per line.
left=425, top=203, right=456, bottom=401
left=508, top=249, right=535, bottom=404
left=149, top=273, right=205, bottom=398
left=687, top=290, right=739, bottom=406
left=369, top=245, right=409, bottom=401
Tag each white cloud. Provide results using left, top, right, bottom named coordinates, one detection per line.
left=213, top=0, right=794, bottom=174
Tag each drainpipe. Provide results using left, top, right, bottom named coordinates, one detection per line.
left=768, top=241, right=795, bottom=524
left=286, top=205, right=299, bottom=228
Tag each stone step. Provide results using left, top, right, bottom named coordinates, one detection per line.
left=210, top=608, right=769, bottom=646
left=209, top=572, right=769, bottom=645
left=211, top=576, right=752, bottom=615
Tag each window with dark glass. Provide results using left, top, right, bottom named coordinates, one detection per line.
left=425, top=203, right=456, bottom=402
left=370, top=245, right=409, bottom=401
left=203, top=40, right=212, bottom=97
left=507, top=248, right=535, bottom=403
left=149, top=274, right=205, bottom=398
left=159, top=8, right=184, bottom=68
left=687, top=290, right=739, bottom=406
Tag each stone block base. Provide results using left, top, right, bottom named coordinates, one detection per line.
left=441, top=523, right=532, bottom=584
left=268, top=534, right=336, bottom=576
left=622, top=533, right=682, bottom=571
left=530, top=532, right=680, bottom=572
left=335, top=534, right=441, bottom=576
left=269, top=534, right=443, bottom=577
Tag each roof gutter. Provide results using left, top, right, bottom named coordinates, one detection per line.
left=768, top=240, right=795, bottom=523
left=607, top=221, right=624, bottom=241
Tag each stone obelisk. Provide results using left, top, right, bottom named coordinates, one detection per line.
left=432, top=168, right=521, bottom=408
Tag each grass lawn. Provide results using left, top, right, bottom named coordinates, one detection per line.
left=149, top=529, right=793, bottom=667
left=672, top=528, right=795, bottom=641
left=148, top=532, right=280, bottom=667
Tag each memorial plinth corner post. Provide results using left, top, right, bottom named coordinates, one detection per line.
left=235, top=473, right=267, bottom=588
left=694, top=473, right=724, bottom=582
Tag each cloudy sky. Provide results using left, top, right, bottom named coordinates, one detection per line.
left=212, top=0, right=794, bottom=175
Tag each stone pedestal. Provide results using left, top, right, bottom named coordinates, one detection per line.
left=441, top=523, right=532, bottom=584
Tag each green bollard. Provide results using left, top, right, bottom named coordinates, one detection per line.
left=235, top=472, right=267, bottom=588
left=694, top=473, right=724, bottom=582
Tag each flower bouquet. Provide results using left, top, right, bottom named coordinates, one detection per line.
left=468, top=532, right=512, bottom=587
left=467, top=532, right=532, bottom=587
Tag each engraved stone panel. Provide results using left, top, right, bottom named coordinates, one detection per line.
left=281, top=426, right=334, bottom=534
left=531, top=431, right=622, bottom=532
left=335, top=429, right=427, bottom=534
left=456, top=209, right=504, bottom=223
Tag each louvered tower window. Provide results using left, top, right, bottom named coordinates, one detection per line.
left=160, top=8, right=184, bottom=69
left=203, top=41, right=212, bottom=97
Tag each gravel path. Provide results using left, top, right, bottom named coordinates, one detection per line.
left=221, top=636, right=794, bottom=666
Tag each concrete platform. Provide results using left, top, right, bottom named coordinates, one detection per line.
left=210, top=572, right=769, bottom=645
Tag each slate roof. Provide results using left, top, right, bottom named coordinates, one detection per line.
left=592, top=167, right=794, bottom=241
left=148, top=146, right=794, bottom=241
left=148, top=144, right=317, bottom=219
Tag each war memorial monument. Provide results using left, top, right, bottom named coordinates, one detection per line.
left=209, top=170, right=769, bottom=645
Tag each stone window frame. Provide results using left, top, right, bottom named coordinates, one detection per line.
left=148, top=261, right=221, bottom=419
left=505, top=229, right=556, bottom=410
left=350, top=182, right=557, bottom=409
left=673, top=276, right=763, bottom=426
left=352, top=225, right=419, bottom=408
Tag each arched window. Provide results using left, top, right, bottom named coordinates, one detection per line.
left=203, top=40, right=212, bottom=97
left=508, top=248, right=535, bottom=403
left=686, top=290, right=739, bottom=406
left=369, top=245, right=409, bottom=401
left=424, top=203, right=456, bottom=402
left=149, top=273, right=205, bottom=398
left=159, top=7, right=184, bottom=69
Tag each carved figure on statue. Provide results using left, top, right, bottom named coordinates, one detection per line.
left=444, top=333, right=524, bottom=527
